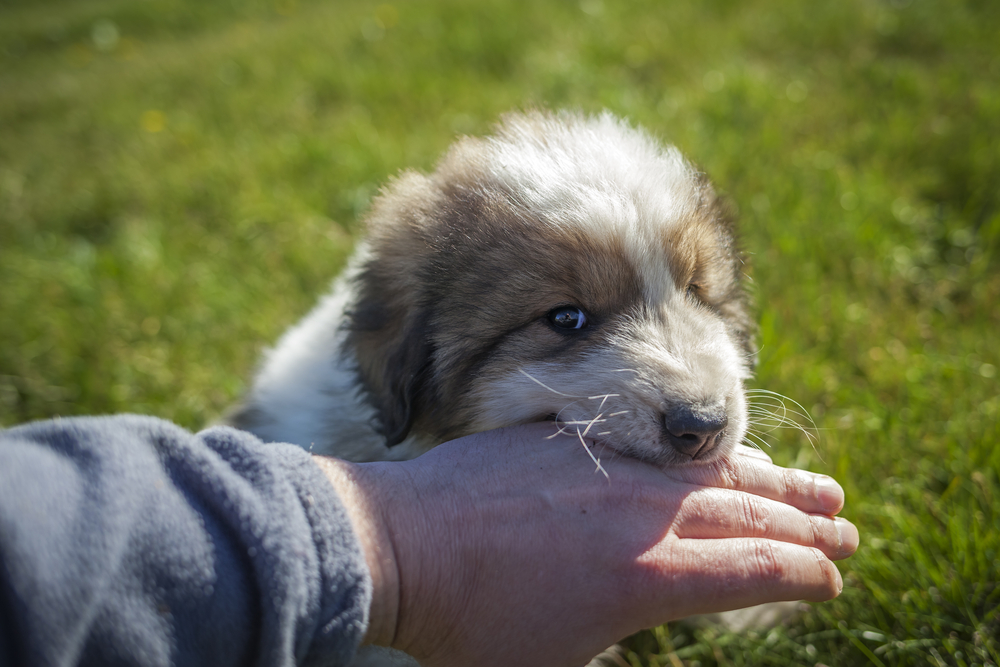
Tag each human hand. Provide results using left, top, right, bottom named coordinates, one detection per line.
left=316, top=423, right=857, bottom=667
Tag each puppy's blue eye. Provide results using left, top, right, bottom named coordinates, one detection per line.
left=547, top=306, right=588, bottom=330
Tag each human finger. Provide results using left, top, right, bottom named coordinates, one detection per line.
left=669, top=451, right=846, bottom=516
left=673, top=487, right=859, bottom=560
left=734, top=443, right=773, bottom=464
left=636, top=538, right=844, bottom=622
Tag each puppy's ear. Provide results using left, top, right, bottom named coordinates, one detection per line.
left=345, top=171, right=442, bottom=447
left=694, top=173, right=758, bottom=370
left=346, top=291, right=433, bottom=447
left=719, top=296, right=757, bottom=371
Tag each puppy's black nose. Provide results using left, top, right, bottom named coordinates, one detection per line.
left=663, top=404, right=728, bottom=458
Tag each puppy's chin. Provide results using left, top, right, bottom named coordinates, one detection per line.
left=585, top=419, right=744, bottom=468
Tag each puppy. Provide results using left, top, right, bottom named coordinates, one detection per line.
left=228, top=110, right=755, bottom=472
left=227, top=110, right=757, bottom=667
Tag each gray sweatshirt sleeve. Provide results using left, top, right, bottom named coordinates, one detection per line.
left=0, top=415, right=371, bottom=667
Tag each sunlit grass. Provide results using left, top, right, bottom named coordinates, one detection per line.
left=2, top=0, right=998, bottom=664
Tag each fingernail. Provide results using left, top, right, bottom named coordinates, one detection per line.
left=835, top=566, right=844, bottom=594
left=816, top=475, right=844, bottom=513
left=835, top=517, right=859, bottom=558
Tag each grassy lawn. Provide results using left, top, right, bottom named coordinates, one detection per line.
left=1, top=0, right=997, bottom=664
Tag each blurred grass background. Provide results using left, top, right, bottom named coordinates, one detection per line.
left=1, top=0, right=998, bottom=664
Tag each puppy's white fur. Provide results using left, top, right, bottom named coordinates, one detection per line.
left=229, top=110, right=754, bottom=468
left=230, top=248, right=434, bottom=462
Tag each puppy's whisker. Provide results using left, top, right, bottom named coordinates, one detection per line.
left=520, top=375, right=624, bottom=458
left=579, top=411, right=610, bottom=438
left=552, top=400, right=594, bottom=424
left=559, top=418, right=609, bottom=427
left=750, top=415, right=828, bottom=437
left=746, top=389, right=817, bottom=423
left=518, top=368, right=586, bottom=399
left=746, top=397, right=812, bottom=416
left=547, top=405, right=611, bottom=439
left=591, top=394, right=611, bottom=413
left=746, top=411, right=811, bottom=428
left=747, top=414, right=814, bottom=427
left=574, top=425, right=610, bottom=481
left=551, top=398, right=594, bottom=423
left=746, top=390, right=819, bottom=423
left=745, top=390, right=822, bottom=460
left=747, top=406, right=816, bottom=427
left=742, top=431, right=772, bottom=450
left=546, top=423, right=576, bottom=440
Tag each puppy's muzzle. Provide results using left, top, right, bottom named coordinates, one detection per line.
left=663, top=402, right=729, bottom=459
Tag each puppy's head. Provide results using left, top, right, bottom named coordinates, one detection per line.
left=345, top=111, right=754, bottom=466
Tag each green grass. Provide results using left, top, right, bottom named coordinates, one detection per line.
left=1, top=0, right=998, bottom=664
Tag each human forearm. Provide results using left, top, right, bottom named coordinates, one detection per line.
left=0, top=416, right=371, bottom=667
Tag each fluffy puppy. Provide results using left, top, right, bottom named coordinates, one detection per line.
left=228, top=110, right=754, bottom=470
left=227, top=109, right=757, bottom=667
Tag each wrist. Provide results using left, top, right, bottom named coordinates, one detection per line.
left=312, top=456, right=400, bottom=647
